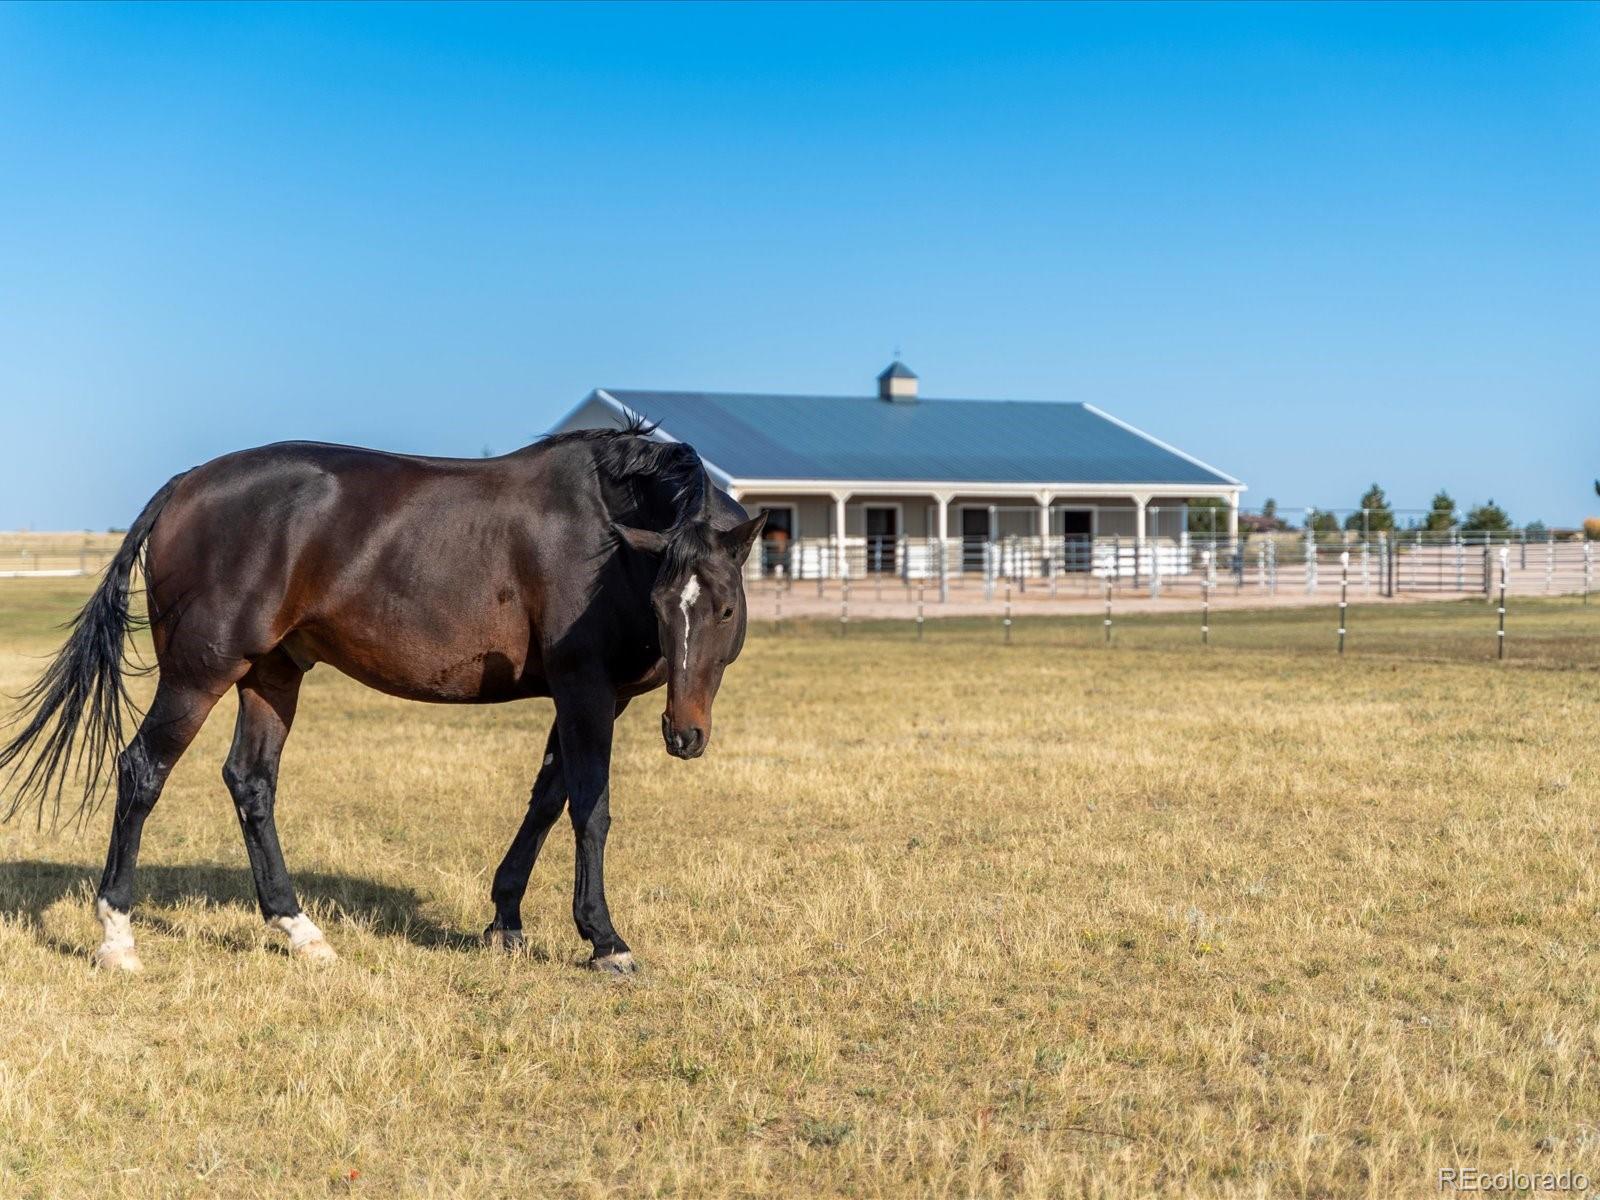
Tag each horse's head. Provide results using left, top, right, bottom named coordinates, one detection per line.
left=615, top=511, right=766, bottom=759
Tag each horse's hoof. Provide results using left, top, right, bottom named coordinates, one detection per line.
left=293, top=938, right=338, bottom=965
left=588, top=950, right=637, bottom=976
left=93, top=944, right=143, bottom=973
left=484, top=926, right=526, bottom=954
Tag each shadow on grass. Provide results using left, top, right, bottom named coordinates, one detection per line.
left=0, top=859, right=505, bottom=959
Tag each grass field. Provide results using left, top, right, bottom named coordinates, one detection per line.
left=1, top=577, right=1598, bottom=1198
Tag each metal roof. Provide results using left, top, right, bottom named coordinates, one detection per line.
left=876, top=360, right=918, bottom=381
left=592, top=389, right=1239, bottom=487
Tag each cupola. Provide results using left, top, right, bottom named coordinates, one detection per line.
left=877, top=360, right=918, bottom=403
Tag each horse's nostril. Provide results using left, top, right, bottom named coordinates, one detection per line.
left=663, top=724, right=706, bottom=757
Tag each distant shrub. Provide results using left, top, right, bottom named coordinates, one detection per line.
left=1584, top=517, right=1600, bottom=541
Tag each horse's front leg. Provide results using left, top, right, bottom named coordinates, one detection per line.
left=484, top=722, right=565, bottom=953
left=553, top=684, right=634, bottom=974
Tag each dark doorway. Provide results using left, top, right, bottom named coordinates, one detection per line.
left=865, top=506, right=898, bottom=573
left=1058, top=510, right=1093, bottom=572
left=760, top=506, right=793, bottom=575
left=961, top=508, right=989, bottom=573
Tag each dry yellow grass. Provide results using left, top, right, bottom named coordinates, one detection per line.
left=1, top=577, right=1598, bottom=1198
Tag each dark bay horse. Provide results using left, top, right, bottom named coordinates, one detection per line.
left=0, top=423, right=765, bottom=973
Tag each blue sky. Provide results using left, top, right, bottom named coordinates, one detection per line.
left=1, top=2, right=1595, bottom=528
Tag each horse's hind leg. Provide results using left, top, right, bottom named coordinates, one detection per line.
left=223, top=651, right=333, bottom=963
left=95, top=680, right=225, bottom=972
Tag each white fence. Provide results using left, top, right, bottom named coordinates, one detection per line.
left=2, top=529, right=1593, bottom=602
left=751, top=530, right=1599, bottom=601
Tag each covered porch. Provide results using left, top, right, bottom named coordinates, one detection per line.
left=730, top=484, right=1244, bottom=585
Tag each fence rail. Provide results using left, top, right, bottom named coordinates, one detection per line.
left=749, top=530, right=1597, bottom=602
left=0, top=535, right=120, bottom=578
left=1, top=529, right=1593, bottom=602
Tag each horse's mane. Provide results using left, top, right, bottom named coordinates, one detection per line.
left=541, top=417, right=713, bottom=574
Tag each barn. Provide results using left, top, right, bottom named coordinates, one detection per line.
left=550, top=363, right=1244, bottom=579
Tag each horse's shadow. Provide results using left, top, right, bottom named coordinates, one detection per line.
left=0, top=859, right=488, bottom=960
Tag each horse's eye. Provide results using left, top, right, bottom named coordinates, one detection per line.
left=719, top=605, right=734, bottom=623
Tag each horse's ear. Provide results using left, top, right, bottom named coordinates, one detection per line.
left=718, top=512, right=768, bottom=566
left=613, top=524, right=669, bottom=556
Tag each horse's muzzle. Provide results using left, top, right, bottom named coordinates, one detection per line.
left=661, top=713, right=707, bottom=759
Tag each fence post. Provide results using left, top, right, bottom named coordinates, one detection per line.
left=1497, top=548, right=1508, bottom=660
left=1305, top=528, right=1317, bottom=595
left=1585, top=541, right=1593, bottom=605
left=1201, top=549, right=1212, bottom=645
left=775, top=569, right=783, bottom=633
left=917, top=584, right=925, bottom=640
left=840, top=576, right=849, bottom=637
left=1338, top=550, right=1349, bottom=655
left=939, top=537, right=949, bottom=605
left=1545, top=537, right=1554, bottom=594
left=1104, top=575, right=1113, bottom=645
left=1003, top=580, right=1012, bottom=645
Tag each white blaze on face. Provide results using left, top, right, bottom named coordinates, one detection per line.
left=677, top=574, right=701, bottom=672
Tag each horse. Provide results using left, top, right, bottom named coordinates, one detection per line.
left=0, top=422, right=765, bottom=974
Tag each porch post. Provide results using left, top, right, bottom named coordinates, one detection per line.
left=933, top=492, right=952, bottom=603
left=832, top=491, right=849, bottom=580
left=1037, top=492, right=1054, bottom=580
left=1226, top=491, right=1240, bottom=543
left=1132, top=492, right=1151, bottom=584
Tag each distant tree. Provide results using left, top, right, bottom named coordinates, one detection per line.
left=480, top=444, right=493, bottom=458
left=1344, top=483, right=1395, bottom=533
left=1261, top=498, right=1278, bottom=521
left=1305, top=509, right=1341, bottom=535
left=1423, top=490, right=1457, bottom=532
left=1525, top=519, right=1549, bottom=540
left=1461, top=499, right=1512, bottom=534
left=1186, top=497, right=1227, bottom=534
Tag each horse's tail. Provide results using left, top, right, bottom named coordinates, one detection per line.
left=0, top=471, right=188, bottom=829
